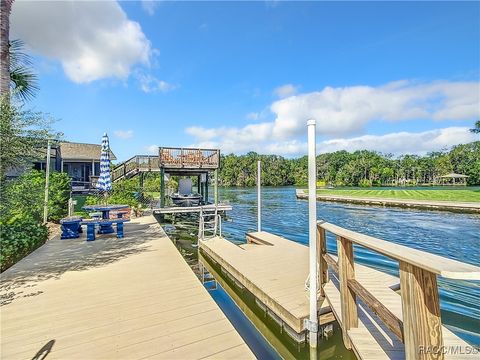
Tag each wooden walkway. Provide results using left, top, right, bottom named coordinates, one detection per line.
left=0, top=216, right=254, bottom=359
left=296, top=189, right=480, bottom=213
left=200, top=230, right=479, bottom=359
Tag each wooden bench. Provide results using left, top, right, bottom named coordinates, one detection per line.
left=80, top=219, right=130, bottom=241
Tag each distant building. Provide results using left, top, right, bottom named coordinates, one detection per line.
left=10, top=141, right=117, bottom=193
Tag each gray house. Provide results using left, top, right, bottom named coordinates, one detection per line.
left=32, top=141, right=117, bottom=193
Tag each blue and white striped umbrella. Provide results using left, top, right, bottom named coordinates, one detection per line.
left=96, top=133, right=112, bottom=192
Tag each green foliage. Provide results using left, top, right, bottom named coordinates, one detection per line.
left=86, top=178, right=140, bottom=208
left=470, top=120, right=480, bottom=134
left=0, top=217, right=48, bottom=272
left=219, top=152, right=294, bottom=187
left=0, top=170, right=66, bottom=271
left=218, top=141, right=480, bottom=187
left=0, top=170, right=71, bottom=223
left=0, top=96, right=62, bottom=179
left=9, top=39, right=39, bottom=102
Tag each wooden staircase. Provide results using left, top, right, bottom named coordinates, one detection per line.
left=112, top=155, right=160, bottom=182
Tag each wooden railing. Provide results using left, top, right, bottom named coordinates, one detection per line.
left=317, top=220, right=480, bottom=359
left=159, top=147, right=220, bottom=169
left=111, top=155, right=159, bottom=181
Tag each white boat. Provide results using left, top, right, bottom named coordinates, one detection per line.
left=170, top=193, right=202, bottom=207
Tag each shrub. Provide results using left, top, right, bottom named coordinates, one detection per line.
left=359, top=178, right=373, bottom=187
left=0, top=170, right=70, bottom=223
left=0, top=170, right=70, bottom=271
left=0, top=217, right=48, bottom=272
left=85, top=178, right=140, bottom=208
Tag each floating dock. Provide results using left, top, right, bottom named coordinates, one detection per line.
left=199, top=229, right=480, bottom=359
left=296, top=189, right=480, bottom=213
left=0, top=216, right=254, bottom=359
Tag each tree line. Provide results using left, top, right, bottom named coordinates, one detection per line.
left=218, top=141, right=480, bottom=187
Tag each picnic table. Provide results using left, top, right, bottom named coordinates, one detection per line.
left=82, top=204, right=129, bottom=234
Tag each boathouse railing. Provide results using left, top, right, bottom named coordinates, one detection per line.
left=316, top=220, right=480, bottom=359
left=159, top=147, right=220, bottom=169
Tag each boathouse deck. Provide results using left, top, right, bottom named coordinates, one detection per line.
left=199, top=230, right=479, bottom=359
left=0, top=216, right=254, bottom=359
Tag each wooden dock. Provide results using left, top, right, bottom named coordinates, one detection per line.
left=0, top=216, right=254, bottom=359
left=296, top=189, right=480, bottom=213
left=199, top=228, right=480, bottom=359
left=153, top=203, right=232, bottom=215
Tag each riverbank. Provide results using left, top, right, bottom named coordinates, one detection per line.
left=296, top=189, right=480, bottom=213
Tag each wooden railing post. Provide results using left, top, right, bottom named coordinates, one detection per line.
left=399, top=261, right=444, bottom=360
left=337, top=235, right=358, bottom=349
left=316, top=225, right=328, bottom=296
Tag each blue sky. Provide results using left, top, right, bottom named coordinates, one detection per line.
left=11, top=1, right=480, bottom=161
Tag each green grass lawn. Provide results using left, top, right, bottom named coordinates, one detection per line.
left=315, top=189, right=480, bottom=202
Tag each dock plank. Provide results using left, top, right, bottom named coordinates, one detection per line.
left=201, top=231, right=477, bottom=359
left=200, top=231, right=398, bottom=334
left=0, top=216, right=254, bottom=360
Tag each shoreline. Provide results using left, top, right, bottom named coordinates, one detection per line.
left=295, top=189, right=480, bottom=214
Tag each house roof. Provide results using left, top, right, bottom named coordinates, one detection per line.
left=59, top=142, right=117, bottom=161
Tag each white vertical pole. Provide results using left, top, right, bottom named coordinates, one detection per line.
left=307, top=119, right=318, bottom=347
left=257, top=160, right=261, bottom=232
left=43, top=140, right=52, bottom=224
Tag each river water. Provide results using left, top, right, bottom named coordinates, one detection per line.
left=163, top=186, right=480, bottom=357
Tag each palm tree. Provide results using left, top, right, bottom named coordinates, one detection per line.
left=1, top=1, right=37, bottom=102
left=0, top=0, right=13, bottom=98
left=9, top=39, right=39, bottom=101
left=470, top=120, right=480, bottom=134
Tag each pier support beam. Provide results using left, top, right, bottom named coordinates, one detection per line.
left=400, top=262, right=443, bottom=360
left=214, top=169, right=219, bottom=205
left=307, top=119, right=318, bottom=348
left=257, top=160, right=261, bottom=232
left=337, top=236, right=358, bottom=349
left=160, top=167, right=165, bottom=208
left=205, top=173, right=209, bottom=204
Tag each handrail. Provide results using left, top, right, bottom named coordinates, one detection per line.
left=111, top=155, right=159, bottom=181
left=318, top=220, right=480, bottom=280
left=159, top=147, right=220, bottom=169
left=316, top=220, right=480, bottom=359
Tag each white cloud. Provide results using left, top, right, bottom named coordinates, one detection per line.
left=273, top=84, right=299, bottom=98
left=144, top=145, right=159, bottom=155
left=189, top=127, right=476, bottom=157
left=137, top=73, right=176, bottom=93
left=319, top=127, right=476, bottom=155
left=246, top=112, right=260, bottom=120
left=141, top=1, right=159, bottom=16
left=270, top=80, right=479, bottom=138
left=185, top=80, right=479, bottom=156
left=114, top=130, right=134, bottom=139
left=11, top=0, right=153, bottom=83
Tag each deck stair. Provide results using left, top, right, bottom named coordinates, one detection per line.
left=112, top=155, right=159, bottom=182
left=199, top=228, right=480, bottom=360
